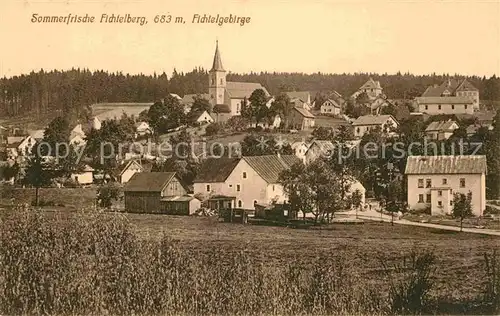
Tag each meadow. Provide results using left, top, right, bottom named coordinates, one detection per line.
left=0, top=208, right=499, bottom=315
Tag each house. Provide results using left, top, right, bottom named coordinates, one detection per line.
left=304, top=140, right=334, bottom=165
left=405, top=155, right=487, bottom=216
left=206, top=41, right=270, bottom=122
left=289, top=107, right=315, bottom=130
left=124, top=172, right=198, bottom=214
left=320, top=98, right=343, bottom=115
left=118, top=160, right=145, bottom=183
left=29, top=129, right=45, bottom=142
left=425, top=120, right=459, bottom=140
left=6, top=135, right=35, bottom=158
left=69, top=133, right=86, bottom=146
left=418, top=79, right=479, bottom=112
left=181, top=93, right=209, bottom=114
left=192, top=110, right=214, bottom=124
left=466, top=123, right=493, bottom=137
left=193, top=155, right=300, bottom=210
left=369, top=97, right=394, bottom=115
left=347, top=180, right=366, bottom=206
left=135, top=121, right=151, bottom=136
left=70, top=165, right=94, bottom=185
left=351, top=114, right=399, bottom=138
left=351, top=78, right=383, bottom=100
left=90, top=117, right=102, bottom=130
left=291, top=141, right=310, bottom=162
left=285, top=91, right=312, bottom=110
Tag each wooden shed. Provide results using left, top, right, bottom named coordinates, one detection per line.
left=124, top=172, right=194, bottom=214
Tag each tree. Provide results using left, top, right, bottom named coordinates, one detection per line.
left=225, top=116, right=249, bottom=132
left=42, top=116, right=71, bottom=156
left=146, top=95, right=186, bottom=135
left=351, top=189, right=363, bottom=219
left=205, top=123, right=223, bottom=136
left=153, top=157, right=199, bottom=186
left=381, top=102, right=397, bottom=116
left=24, top=143, right=54, bottom=206
left=279, top=162, right=315, bottom=221
left=270, top=93, right=294, bottom=130
left=190, top=95, right=212, bottom=113
left=356, top=92, right=370, bottom=105
left=241, top=134, right=293, bottom=156
left=97, top=183, right=121, bottom=209
left=248, top=89, right=269, bottom=125
left=170, top=129, right=192, bottom=159
left=486, top=111, right=500, bottom=198
left=240, top=97, right=252, bottom=121
left=311, top=127, right=333, bottom=140
left=451, top=192, right=473, bottom=232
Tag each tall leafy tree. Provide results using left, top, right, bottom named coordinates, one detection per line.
left=248, top=89, right=269, bottom=125
left=42, top=116, right=71, bottom=156
left=451, top=192, right=473, bottom=232
left=270, top=93, right=294, bottom=129
left=24, top=143, right=54, bottom=206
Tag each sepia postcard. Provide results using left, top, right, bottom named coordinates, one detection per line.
left=1, top=0, right=500, bottom=315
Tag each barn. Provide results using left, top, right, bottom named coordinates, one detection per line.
left=124, top=172, right=199, bottom=214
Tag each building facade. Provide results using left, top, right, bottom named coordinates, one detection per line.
left=405, top=155, right=487, bottom=216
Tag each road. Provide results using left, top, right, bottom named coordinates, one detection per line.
left=340, top=205, right=500, bottom=237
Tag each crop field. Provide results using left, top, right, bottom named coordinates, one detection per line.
left=1, top=205, right=499, bottom=314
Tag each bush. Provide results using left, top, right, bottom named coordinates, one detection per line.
left=205, top=123, right=222, bottom=136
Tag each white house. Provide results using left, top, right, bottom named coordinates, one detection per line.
left=119, top=160, right=144, bottom=184
left=405, top=155, right=487, bottom=216
left=425, top=120, right=459, bottom=140
left=351, top=114, right=399, bottom=138
left=6, top=135, right=35, bottom=158
left=70, top=165, right=94, bottom=185
left=351, top=78, right=383, bottom=100
left=29, top=129, right=45, bottom=142
left=320, top=99, right=342, bottom=115
left=135, top=121, right=151, bottom=135
left=193, top=155, right=300, bottom=210
left=418, top=78, right=479, bottom=112
left=291, top=141, right=310, bottom=162
left=193, top=110, right=215, bottom=124
left=90, top=117, right=102, bottom=130
left=285, top=91, right=312, bottom=111
left=304, top=140, right=335, bottom=165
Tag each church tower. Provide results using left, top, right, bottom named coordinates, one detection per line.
left=208, top=40, right=226, bottom=107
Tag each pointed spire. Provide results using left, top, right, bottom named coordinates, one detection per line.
left=211, top=40, right=225, bottom=72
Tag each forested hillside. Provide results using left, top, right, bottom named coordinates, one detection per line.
left=1, top=68, right=499, bottom=120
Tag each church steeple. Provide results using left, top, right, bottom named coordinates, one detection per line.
left=211, top=40, right=225, bottom=72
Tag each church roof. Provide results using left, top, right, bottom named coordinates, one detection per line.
left=210, top=41, right=225, bottom=72
left=213, top=104, right=231, bottom=113
left=225, top=82, right=270, bottom=99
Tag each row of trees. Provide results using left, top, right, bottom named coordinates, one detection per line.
left=2, top=68, right=499, bottom=120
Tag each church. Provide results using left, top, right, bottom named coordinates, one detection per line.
left=181, top=41, right=270, bottom=122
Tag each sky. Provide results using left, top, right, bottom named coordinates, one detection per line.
left=0, top=0, right=499, bottom=78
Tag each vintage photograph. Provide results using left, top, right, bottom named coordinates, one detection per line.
left=1, top=0, right=500, bottom=314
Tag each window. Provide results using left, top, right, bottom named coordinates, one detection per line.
left=425, top=105, right=428, bottom=110
left=272, top=185, right=275, bottom=191
left=243, top=172, right=247, bottom=179
left=206, top=184, right=211, bottom=192
left=438, top=201, right=442, bottom=207
left=220, top=78, right=223, bottom=85
left=451, top=105, right=455, bottom=110
left=450, top=200, right=453, bottom=206
left=464, top=104, right=468, bottom=110
left=229, top=184, right=232, bottom=188
left=442, top=178, right=447, bottom=185
left=238, top=200, right=242, bottom=207
left=254, top=200, right=257, bottom=206
left=211, top=94, right=214, bottom=99
left=418, top=194, right=424, bottom=203
left=426, top=179, right=432, bottom=188
left=438, top=190, right=442, bottom=196
left=460, top=178, right=465, bottom=188
left=237, top=184, right=241, bottom=192
left=426, top=194, right=431, bottom=203
left=438, top=105, right=442, bottom=110
left=418, top=179, right=424, bottom=188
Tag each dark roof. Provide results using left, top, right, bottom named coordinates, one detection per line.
left=243, top=155, right=300, bottom=183
left=124, top=172, right=176, bottom=192
left=194, top=157, right=241, bottom=183
left=285, top=91, right=310, bottom=103
left=211, top=41, right=225, bottom=72
left=213, top=104, right=231, bottom=113
left=226, top=82, right=270, bottom=99
left=351, top=114, right=397, bottom=126
left=405, top=155, right=487, bottom=175
left=293, top=107, right=315, bottom=118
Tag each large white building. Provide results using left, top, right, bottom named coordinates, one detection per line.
left=351, top=114, right=399, bottom=138
left=405, top=155, right=487, bottom=216
left=416, top=79, right=479, bottom=115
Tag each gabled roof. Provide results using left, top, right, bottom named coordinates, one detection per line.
left=194, top=157, right=241, bottom=183
left=226, top=82, right=270, bottom=99
left=285, top=91, right=310, bottom=103
left=455, top=79, right=478, bottom=92
left=293, top=107, right=315, bottom=118
left=210, top=41, right=225, bottom=72
left=309, top=140, right=335, bottom=153
left=360, top=78, right=382, bottom=90
left=421, top=79, right=477, bottom=97
left=123, top=172, right=177, bottom=192
left=416, top=96, right=473, bottom=104
left=322, top=99, right=342, bottom=108
left=405, top=155, right=487, bottom=175
left=351, top=114, right=397, bottom=126
left=120, top=160, right=144, bottom=176
left=243, top=155, right=300, bottom=184
left=425, top=120, right=459, bottom=132
left=181, top=93, right=210, bottom=105
left=29, top=129, right=45, bottom=140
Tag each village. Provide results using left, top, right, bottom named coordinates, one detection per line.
left=0, top=41, right=498, bottom=232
